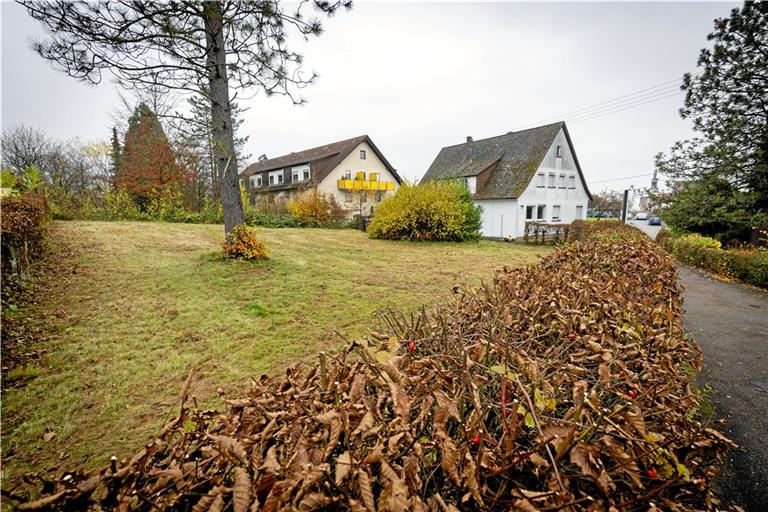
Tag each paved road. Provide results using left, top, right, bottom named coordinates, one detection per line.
left=679, top=267, right=768, bottom=510
left=627, top=219, right=662, bottom=239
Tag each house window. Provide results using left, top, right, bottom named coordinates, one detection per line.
left=556, top=145, right=562, bottom=157
left=525, top=205, right=535, bottom=220
left=303, top=169, right=310, bottom=181
left=548, top=173, right=556, bottom=188
left=559, top=175, right=566, bottom=188
left=536, top=172, right=545, bottom=187
left=344, top=170, right=352, bottom=180
left=344, top=191, right=352, bottom=203
left=552, top=205, right=561, bottom=221
left=536, top=205, right=545, bottom=220
left=360, top=149, right=367, bottom=160
left=292, top=168, right=300, bottom=182
left=576, top=205, right=583, bottom=219
left=568, top=175, right=575, bottom=189
left=250, top=175, right=262, bottom=188
left=269, top=170, right=283, bottom=185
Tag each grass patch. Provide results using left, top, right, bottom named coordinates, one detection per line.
left=1, top=221, right=549, bottom=486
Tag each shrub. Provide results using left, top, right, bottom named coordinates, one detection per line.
left=222, top=225, right=269, bottom=260
left=661, top=232, right=768, bottom=288
left=103, top=189, right=146, bottom=221
left=286, top=190, right=345, bottom=227
left=368, top=181, right=482, bottom=241
left=1, top=192, right=49, bottom=280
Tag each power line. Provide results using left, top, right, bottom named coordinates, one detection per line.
left=588, top=172, right=654, bottom=185
left=514, top=78, right=684, bottom=130
left=568, top=90, right=682, bottom=125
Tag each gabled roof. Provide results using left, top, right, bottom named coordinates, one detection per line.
left=240, top=135, right=403, bottom=185
left=421, top=122, right=591, bottom=200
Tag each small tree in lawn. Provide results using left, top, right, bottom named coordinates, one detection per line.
left=20, top=0, right=352, bottom=242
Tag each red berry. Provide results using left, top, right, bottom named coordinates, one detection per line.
left=647, top=469, right=657, bottom=478
left=407, top=341, right=415, bottom=352
left=628, top=390, right=636, bottom=399
left=503, top=409, right=511, bottom=417
left=472, top=436, right=480, bottom=444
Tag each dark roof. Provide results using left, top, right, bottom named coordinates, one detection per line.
left=421, top=122, right=591, bottom=200
left=240, top=135, right=403, bottom=185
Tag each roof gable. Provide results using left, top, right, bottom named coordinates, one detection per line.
left=422, top=122, right=590, bottom=199
left=241, top=135, right=403, bottom=185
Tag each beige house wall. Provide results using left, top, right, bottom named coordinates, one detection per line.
left=316, top=141, right=400, bottom=216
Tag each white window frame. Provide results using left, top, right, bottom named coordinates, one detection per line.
left=343, top=170, right=352, bottom=180
left=536, top=172, right=545, bottom=187
left=558, top=175, right=566, bottom=188
left=548, top=173, right=556, bottom=188
left=568, top=175, right=575, bottom=189
left=536, top=205, right=545, bottom=220
left=303, top=168, right=310, bottom=181
left=292, top=168, right=300, bottom=182
left=552, top=205, right=561, bottom=222
left=576, top=205, right=583, bottom=219
left=360, top=149, right=367, bottom=160
left=250, top=174, right=262, bottom=188
left=269, top=169, right=283, bottom=186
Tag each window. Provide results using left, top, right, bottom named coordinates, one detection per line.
left=292, top=168, right=300, bottom=182
left=559, top=175, right=566, bottom=188
left=344, top=170, right=352, bottom=180
left=463, top=176, right=477, bottom=194
left=303, top=169, right=310, bottom=181
left=525, top=205, right=535, bottom=220
left=291, top=165, right=310, bottom=182
left=536, top=172, right=545, bottom=187
left=536, top=205, right=545, bottom=220
left=576, top=205, right=583, bottom=219
left=548, top=173, right=556, bottom=188
left=250, top=175, right=262, bottom=188
left=269, top=170, right=283, bottom=185
left=556, top=145, right=562, bottom=157
left=360, top=149, right=367, bottom=160
left=552, top=205, right=561, bottom=221
left=344, top=191, right=352, bottom=203
left=568, top=175, right=575, bottom=189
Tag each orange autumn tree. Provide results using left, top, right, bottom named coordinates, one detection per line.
left=114, top=103, right=187, bottom=208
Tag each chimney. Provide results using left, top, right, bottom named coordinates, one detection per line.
left=466, top=136, right=473, bottom=143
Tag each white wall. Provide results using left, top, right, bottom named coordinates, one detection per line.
left=515, top=128, right=590, bottom=236
left=317, top=141, right=400, bottom=215
left=475, top=199, right=519, bottom=238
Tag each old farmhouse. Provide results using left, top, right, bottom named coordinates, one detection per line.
left=240, top=135, right=403, bottom=217
left=421, top=122, right=591, bottom=239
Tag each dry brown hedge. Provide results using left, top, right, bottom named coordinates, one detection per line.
left=15, top=224, right=733, bottom=511
left=1, top=192, right=49, bottom=281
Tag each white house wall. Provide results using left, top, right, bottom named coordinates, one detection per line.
left=475, top=199, right=519, bottom=238
left=516, top=128, right=590, bottom=236
left=317, top=141, right=400, bottom=212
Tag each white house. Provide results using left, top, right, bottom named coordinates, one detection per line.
left=240, top=135, right=403, bottom=217
left=421, top=122, right=592, bottom=238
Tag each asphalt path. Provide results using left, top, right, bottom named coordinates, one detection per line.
left=629, top=219, right=768, bottom=510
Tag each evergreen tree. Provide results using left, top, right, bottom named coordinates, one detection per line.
left=656, top=2, right=768, bottom=239
left=110, top=126, right=122, bottom=185
left=116, top=103, right=185, bottom=207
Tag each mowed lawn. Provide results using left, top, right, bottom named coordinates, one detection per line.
left=2, top=221, right=549, bottom=482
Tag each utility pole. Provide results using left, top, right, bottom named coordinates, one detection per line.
left=621, top=189, right=629, bottom=223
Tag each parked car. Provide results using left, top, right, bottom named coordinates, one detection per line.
left=648, top=217, right=662, bottom=226
left=635, top=212, right=648, bottom=221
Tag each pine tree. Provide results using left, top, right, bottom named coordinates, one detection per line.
left=110, top=126, right=122, bottom=186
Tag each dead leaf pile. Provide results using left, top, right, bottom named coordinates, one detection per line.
left=16, top=225, right=734, bottom=511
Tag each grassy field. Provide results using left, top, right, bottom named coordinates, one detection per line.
left=1, top=221, right=549, bottom=484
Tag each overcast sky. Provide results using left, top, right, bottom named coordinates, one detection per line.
left=1, top=1, right=738, bottom=194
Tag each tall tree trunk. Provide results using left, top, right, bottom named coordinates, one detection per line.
left=203, top=1, right=244, bottom=238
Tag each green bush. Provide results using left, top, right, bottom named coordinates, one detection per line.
left=661, top=232, right=768, bottom=288
left=367, top=181, right=482, bottom=241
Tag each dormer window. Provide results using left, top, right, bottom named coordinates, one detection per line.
left=360, top=149, right=367, bottom=160
left=250, top=174, right=262, bottom=188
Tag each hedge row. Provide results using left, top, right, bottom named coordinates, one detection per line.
left=658, top=231, right=768, bottom=289
left=17, top=223, right=732, bottom=511
left=1, top=192, right=49, bottom=281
